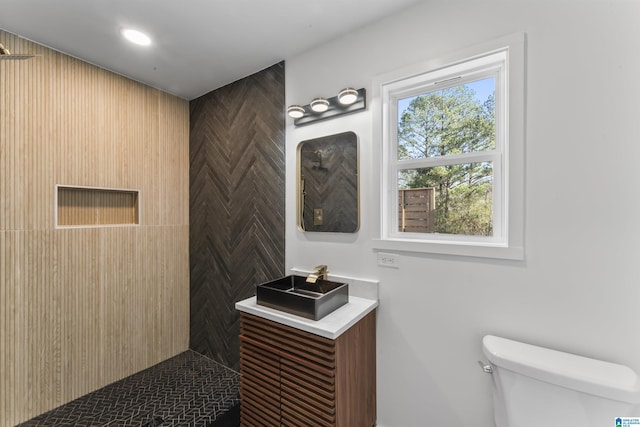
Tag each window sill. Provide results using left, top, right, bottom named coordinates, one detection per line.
left=372, top=238, right=524, bottom=261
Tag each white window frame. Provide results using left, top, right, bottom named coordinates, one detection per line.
left=372, top=33, right=525, bottom=260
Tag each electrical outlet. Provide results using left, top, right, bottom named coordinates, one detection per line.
left=377, top=252, right=400, bottom=268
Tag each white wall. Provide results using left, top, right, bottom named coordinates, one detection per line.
left=285, top=1, right=640, bottom=425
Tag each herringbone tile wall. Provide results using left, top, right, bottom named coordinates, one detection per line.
left=189, top=62, right=286, bottom=369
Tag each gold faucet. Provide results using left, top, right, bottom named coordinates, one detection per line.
left=306, top=265, right=328, bottom=283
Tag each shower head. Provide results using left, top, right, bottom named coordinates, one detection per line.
left=0, top=43, right=36, bottom=60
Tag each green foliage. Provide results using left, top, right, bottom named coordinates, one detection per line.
left=398, top=83, right=495, bottom=236
left=441, top=182, right=493, bottom=235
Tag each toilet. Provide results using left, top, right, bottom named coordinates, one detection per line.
left=482, top=335, right=640, bottom=427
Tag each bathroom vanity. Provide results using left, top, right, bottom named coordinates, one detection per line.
left=235, top=294, right=377, bottom=427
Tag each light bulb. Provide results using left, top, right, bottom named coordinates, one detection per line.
left=287, top=105, right=305, bottom=119
left=338, top=88, right=358, bottom=105
left=310, top=98, right=330, bottom=113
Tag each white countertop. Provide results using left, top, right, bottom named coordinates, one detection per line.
left=235, top=295, right=378, bottom=340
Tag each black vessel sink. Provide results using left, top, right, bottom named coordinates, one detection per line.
left=256, top=275, right=349, bottom=320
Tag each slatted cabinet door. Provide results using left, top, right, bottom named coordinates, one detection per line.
left=240, top=316, right=281, bottom=426
left=239, top=311, right=376, bottom=427
left=239, top=339, right=280, bottom=426
left=279, top=331, right=336, bottom=426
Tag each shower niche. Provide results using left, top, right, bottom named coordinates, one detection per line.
left=297, top=131, right=359, bottom=233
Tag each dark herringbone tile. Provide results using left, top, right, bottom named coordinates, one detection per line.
left=189, top=62, right=286, bottom=370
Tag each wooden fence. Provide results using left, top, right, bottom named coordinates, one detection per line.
left=398, top=188, right=436, bottom=233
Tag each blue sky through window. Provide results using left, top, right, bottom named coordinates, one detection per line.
left=398, top=77, right=494, bottom=115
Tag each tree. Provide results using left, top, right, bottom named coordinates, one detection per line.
left=397, top=84, right=495, bottom=235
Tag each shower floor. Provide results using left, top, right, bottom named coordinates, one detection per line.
left=17, top=350, right=240, bottom=427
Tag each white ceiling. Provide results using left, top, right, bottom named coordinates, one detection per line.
left=0, top=0, right=422, bottom=100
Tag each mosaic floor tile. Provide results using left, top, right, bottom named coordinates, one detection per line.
left=18, top=350, right=240, bottom=427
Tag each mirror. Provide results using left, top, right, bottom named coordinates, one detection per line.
left=297, top=131, right=359, bottom=233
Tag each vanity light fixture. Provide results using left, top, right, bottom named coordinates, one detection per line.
left=122, top=28, right=152, bottom=46
left=288, top=87, right=366, bottom=126
left=287, top=105, right=306, bottom=119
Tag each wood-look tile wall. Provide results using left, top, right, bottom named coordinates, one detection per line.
left=0, top=31, right=190, bottom=427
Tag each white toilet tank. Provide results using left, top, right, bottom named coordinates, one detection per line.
left=482, top=335, right=640, bottom=427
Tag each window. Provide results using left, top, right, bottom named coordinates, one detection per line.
left=373, top=34, right=525, bottom=259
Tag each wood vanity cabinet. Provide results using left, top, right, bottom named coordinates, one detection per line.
left=239, top=311, right=376, bottom=427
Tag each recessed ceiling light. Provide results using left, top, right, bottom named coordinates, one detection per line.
left=122, top=29, right=151, bottom=46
